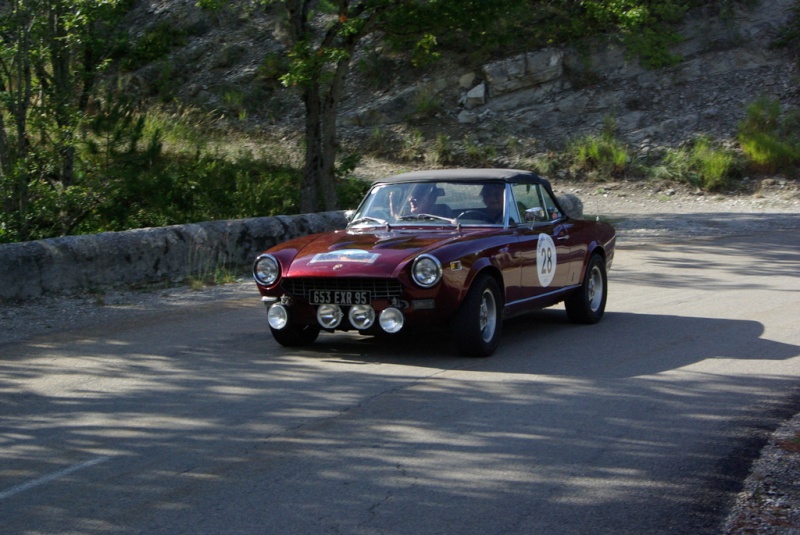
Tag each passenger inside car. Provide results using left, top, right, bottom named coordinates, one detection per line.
left=480, top=184, right=505, bottom=223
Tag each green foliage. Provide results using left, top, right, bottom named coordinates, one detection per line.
left=0, top=99, right=308, bottom=243
left=362, top=127, right=393, bottom=158
left=526, top=152, right=563, bottom=177
left=411, top=34, right=441, bottom=67
left=771, top=0, right=800, bottom=60
left=737, top=97, right=800, bottom=174
left=280, top=40, right=349, bottom=89
left=400, top=129, right=425, bottom=161
left=356, top=47, right=397, bottom=90
left=425, top=134, right=454, bottom=166
left=382, top=0, right=704, bottom=69
left=568, top=117, right=630, bottom=177
left=83, top=106, right=303, bottom=232
left=196, top=0, right=226, bottom=10
left=84, top=147, right=302, bottom=234
left=658, top=136, right=737, bottom=190
left=335, top=177, right=370, bottom=210
left=332, top=153, right=369, bottom=209
left=120, top=21, right=188, bottom=71
left=410, top=87, right=443, bottom=121
left=622, top=26, right=684, bottom=68
left=257, top=52, right=290, bottom=90
left=0, top=0, right=136, bottom=242
left=462, top=136, right=497, bottom=167
left=3, top=0, right=785, bottom=245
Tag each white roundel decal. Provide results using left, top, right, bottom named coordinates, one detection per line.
left=536, top=233, right=557, bottom=287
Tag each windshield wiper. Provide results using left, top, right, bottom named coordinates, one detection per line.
left=397, top=213, right=456, bottom=224
left=350, top=216, right=390, bottom=227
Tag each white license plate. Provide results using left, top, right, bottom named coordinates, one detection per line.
left=309, top=290, right=371, bottom=305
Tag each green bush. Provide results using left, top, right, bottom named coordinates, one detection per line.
left=0, top=106, right=309, bottom=243
left=462, top=136, right=497, bottom=167
left=87, top=150, right=302, bottom=233
left=120, top=22, right=188, bottom=71
left=568, top=118, right=629, bottom=178
left=738, top=97, right=800, bottom=175
left=335, top=177, right=370, bottom=210
left=660, top=136, right=737, bottom=190
left=425, top=134, right=454, bottom=166
left=334, top=153, right=370, bottom=209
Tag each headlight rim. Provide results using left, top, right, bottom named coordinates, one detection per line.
left=253, top=253, right=281, bottom=286
left=348, top=304, right=376, bottom=330
left=411, top=254, right=443, bottom=288
left=267, top=303, right=289, bottom=330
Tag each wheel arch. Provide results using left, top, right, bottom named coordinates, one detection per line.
left=587, top=241, right=607, bottom=262
left=577, top=242, right=607, bottom=280
left=462, top=260, right=505, bottom=306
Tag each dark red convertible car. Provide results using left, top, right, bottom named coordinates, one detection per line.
left=254, top=169, right=615, bottom=356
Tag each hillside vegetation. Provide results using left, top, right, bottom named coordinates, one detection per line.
left=1, top=0, right=799, bottom=244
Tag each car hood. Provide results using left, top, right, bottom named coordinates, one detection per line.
left=281, top=227, right=471, bottom=278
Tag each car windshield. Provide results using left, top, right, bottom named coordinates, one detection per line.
left=349, top=181, right=510, bottom=227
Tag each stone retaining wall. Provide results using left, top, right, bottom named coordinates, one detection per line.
left=0, top=211, right=348, bottom=301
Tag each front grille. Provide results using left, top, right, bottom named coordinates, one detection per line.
left=281, top=277, right=404, bottom=300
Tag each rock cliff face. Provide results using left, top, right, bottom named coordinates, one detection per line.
left=339, top=0, right=798, bottom=151
left=129, top=1, right=797, bottom=155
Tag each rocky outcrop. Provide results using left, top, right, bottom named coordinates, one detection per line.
left=341, top=0, right=797, bottom=149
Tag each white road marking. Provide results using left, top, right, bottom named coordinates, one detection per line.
left=0, top=456, right=110, bottom=501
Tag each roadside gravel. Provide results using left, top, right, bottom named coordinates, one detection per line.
left=1, top=177, right=798, bottom=534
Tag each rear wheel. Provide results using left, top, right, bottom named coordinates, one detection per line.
left=270, top=323, right=321, bottom=347
left=565, top=254, right=607, bottom=324
left=452, top=273, right=503, bottom=357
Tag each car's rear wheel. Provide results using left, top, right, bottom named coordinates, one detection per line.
left=270, top=323, right=321, bottom=347
left=452, top=273, right=502, bottom=357
left=565, top=254, right=607, bottom=324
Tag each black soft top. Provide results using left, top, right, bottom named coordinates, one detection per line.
left=377, top=168, right=546, bottom=186
left=375, top=168, right=557, bottom=200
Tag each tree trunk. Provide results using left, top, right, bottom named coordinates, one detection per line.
left=300, top=85, right=322, bottom=214
left=0, top=106, right=9, bottom=180
left=49, top=0, right=76, bottom=187
left=317, top=54, right=353, bottom=211
left=283, top=0, right=380, bottom=213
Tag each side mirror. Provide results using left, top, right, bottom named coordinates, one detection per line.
left=524, top=207, right=545, bottom=222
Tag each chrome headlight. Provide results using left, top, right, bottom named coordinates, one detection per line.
left=411, top=254, right=442, bottom=288
left=379, top=307, right=404, bottom=333
left=267, top=304, right=289, bottom=330
left=317, top=304, right=343, bottom=329
left=253, top=254, right=281, bottom=286
left=349, top=305, right=376, bottom=330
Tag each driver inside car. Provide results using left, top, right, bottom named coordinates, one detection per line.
left=390, top=184, right=451, bottom=219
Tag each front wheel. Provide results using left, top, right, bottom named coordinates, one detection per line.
left=565, top=254, right=607, bottom=324
left=270, top=323, right=321, bottom=347
left=452, top=274, right=503, bottom=357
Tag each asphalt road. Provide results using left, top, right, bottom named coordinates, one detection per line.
left=1, top=231, right=799, bottom=534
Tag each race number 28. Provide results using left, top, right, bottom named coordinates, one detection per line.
left=536, top=233, right=557, bottom=287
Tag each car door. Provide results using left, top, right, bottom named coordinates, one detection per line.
left=537, top=185, right=585, bottom=288
left=508, top=183, right=574, bottom=303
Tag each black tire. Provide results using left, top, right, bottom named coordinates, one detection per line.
left=452, top=273, right=503, bottom=357
left=565, top=254, right=607, bottom=324
left=270, top=323, right=321, bottom=347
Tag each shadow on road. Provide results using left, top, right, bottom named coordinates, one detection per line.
left=1, top=228, right=799, bottom=534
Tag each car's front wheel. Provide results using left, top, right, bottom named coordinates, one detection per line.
left=452, top=273, right=503, bottom=357
left=270, top=323, right=321, bottom=347
left=565, top=254, right=607, bottom=324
